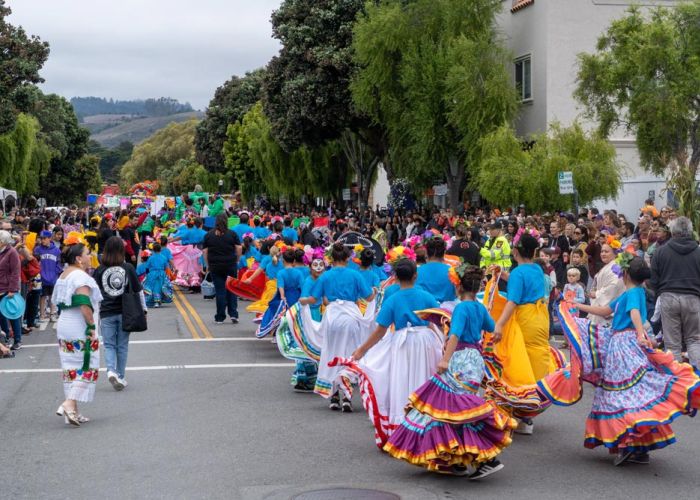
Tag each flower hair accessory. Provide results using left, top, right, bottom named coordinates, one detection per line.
left=385, top=245, right=416, bottom=266
left=606, top=235, right=622, bottom=253
left=242, top=232, right=255, bottom=240
left=611, top=251, right=635, bottom=278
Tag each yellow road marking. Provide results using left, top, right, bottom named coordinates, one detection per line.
left=172, top=291, right=201, bottom=340
left=175, top=288, right=214, bottom=339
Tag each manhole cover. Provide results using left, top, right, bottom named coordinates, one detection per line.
left=292, top=488, right=401, bottom=500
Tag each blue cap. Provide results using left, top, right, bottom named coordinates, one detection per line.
left=40, top=230, right=52, bottom=238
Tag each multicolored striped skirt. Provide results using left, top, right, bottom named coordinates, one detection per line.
left=383, top=345, right=516, bottom=471
left=539, top=304, right=700, bottom=454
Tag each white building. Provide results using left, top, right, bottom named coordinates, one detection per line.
left=498, top=0, right=678, bottom=219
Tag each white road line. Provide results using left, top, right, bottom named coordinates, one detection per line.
left=0, top=363, right=295, bottom=374
left=20, top=338, right=260, bottom=349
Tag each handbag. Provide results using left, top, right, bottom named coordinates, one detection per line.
left=201, top=272, right=216, bottom=299
left=122, top=271, right=148, bottom=332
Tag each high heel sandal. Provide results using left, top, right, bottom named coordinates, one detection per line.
left=56, top=405, right=81, bottom=426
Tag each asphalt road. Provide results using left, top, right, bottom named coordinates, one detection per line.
left=1, top=290, right=698, bottom=500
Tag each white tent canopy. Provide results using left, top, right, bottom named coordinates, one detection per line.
left=0, top=187, right=18, bottom=211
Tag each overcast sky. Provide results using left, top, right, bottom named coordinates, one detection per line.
left=8, top=0, right=283, bottom=109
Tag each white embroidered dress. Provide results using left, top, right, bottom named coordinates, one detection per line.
left=52, top=270, right=103, bottom=402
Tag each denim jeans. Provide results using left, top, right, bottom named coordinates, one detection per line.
left=211, top=271, right=238, bottom=322
left=0, top=313, right=21, bottom=345
left=101, top=314, right=130, bottom=379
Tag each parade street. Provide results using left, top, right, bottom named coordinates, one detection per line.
left=0, top=291, right=697, bottom=500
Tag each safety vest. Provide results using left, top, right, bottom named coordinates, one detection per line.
left=479, top=235, right=511, bottom=270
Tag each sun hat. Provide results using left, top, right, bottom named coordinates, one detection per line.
left=0, top=294, right=26, bottom=320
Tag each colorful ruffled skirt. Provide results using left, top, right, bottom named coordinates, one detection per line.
left=247, top=279, right=277, bottom=314
left=332, top=325, right=444, bottom=445
left=539, top=305, right=700, bottom=454
left=383, top=345, right=516, bottom=471
left=276, top=303, right=319, bottom=386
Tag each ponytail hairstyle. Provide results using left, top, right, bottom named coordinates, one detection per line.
left=331, top=242, right=350, bottom=263
left=270, top=245, right=281, bottom=265
left=62, top=243, right=86, bottom=266
left=458, top=265, right=484, bottom=294
left=242, top=236, right=254, bottom=255
left=360, top=248, right=375, bottom=268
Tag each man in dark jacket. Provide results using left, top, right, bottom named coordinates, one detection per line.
left=649, top=216, right=700, bottom=368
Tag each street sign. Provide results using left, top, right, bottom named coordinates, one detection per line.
left=342, top=188, right=351, bottom=201
left=558, top=171, right=574, bottom=195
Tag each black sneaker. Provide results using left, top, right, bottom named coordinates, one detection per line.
left=341, top=397, right=353, bottom=413
left=450, top=465, right=470, bottom=476
left=293, top=383, right=314, bottom=393
left=469, top=459, right=504, bottom=480
left=627, top=452, right=650, bottom=465
left=613, top=449, right=634, bottom=467
left=329, top=394, right=341, bottom=411
left=10, top=342, right=22, bottom=351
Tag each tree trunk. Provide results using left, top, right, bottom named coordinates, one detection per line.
left=446, top=156, right=466, bottom=212
left=340, top=130, right=379, bottom=213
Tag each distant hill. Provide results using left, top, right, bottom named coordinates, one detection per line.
left=91, top=111, right=204, bottom=148
left=71, top=96, right=194, bottom=119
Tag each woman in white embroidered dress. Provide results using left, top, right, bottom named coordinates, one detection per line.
left=53, top=241, right=102, bottom=426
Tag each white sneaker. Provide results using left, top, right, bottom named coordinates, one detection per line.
left=514, top=419, right=534, bottom=435
left=117, top=377, right=128, bottom=389
left=107, top=371, right=120, bottom=390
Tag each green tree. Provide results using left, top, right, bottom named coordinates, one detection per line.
left=262, top=0, right=387, bottom=209
left=0, top=0, right=50, bottom=134
left=476, top=123, right=622, bottom=212
left=88, top=140, right=133, bottom=183
left=0, top=113, right=50, bottom=195
left=575, top=1, right=700, bottom=227
left=120, top=119, right=199, bottom=187
left=352, top=0, right=518, bottom=210
left=195, top=68, right=265, bottom=173
left=224, top=102, right=350, bottom=203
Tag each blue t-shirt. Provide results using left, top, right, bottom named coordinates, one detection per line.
left=507, top=263, right=546, bottom=305
left=277, top=267, right=304, bottom=293
left=261, top=255, right=284, bottom=279
left=145, top=252, right=169, bottom=272
left=233, top=223, right=254, bottom=242
left=282, top=227, right=298, bottom=243
left=297, top=266, right=310, bottom=280
left=311, top=266, right=372, bottom=303
left=383, top=283, right=400, bottom=301
left=239, top=247, right=261, bottom=269
left=373, top=265, right=388, bottom=282
left=416, top=261, right=456, bottom=302
left=301, top=275, right=322, bottom=320
left=449, top=300, right=495, bottom=344
left=359, top=268, right=380, bottom=289
left=160, top=247, right=173, bottom=263
left=182, top=227, right=206, bottom=245
left=610, top=286, right=647, bottom=331
left=254, top=226, right=271, bottom=240
left=376, top=287, right=439, bottom=330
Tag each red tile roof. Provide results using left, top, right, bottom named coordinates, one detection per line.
left=511, top=0, right=535, bottom=12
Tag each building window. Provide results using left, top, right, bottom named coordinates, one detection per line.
left=515, top=55, right=532, bottom=102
